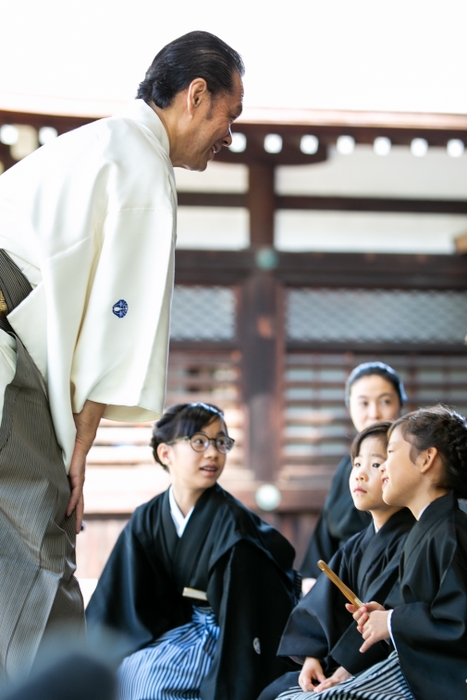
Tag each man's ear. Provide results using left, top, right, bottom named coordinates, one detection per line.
left=186, top=78, right=210, bottom=115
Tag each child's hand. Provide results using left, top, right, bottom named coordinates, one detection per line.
left=299, top=657, right=326, bottom=692
left=359, top=610, right=391, bottom=653
left=345, top=601, right=385, bottom=633
left=313, top=666, right=352, bottom=693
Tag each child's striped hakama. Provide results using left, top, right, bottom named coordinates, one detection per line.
left=276, top=652, right=415, bottom=700
left=118, top=606, right=219, bottom=700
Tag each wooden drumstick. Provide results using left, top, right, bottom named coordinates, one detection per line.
left=317, top=560, right=363, bottom=609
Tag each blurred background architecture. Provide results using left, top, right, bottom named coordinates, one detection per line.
left=1, top=0, right=466, bottom=598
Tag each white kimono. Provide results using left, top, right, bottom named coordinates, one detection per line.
left=0, top=99, right=177, bottom=470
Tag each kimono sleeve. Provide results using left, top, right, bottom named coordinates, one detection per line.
left=70, top=206, right=175, bottom=421
left=202, top=541, right=295, bottom=700
left=86, top=506, right=182, bottom=655
left=280, top=544, right=356, bottom=671
left=392, top=531, right=467, bottom=700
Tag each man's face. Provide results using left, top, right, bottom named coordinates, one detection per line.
left=183, top=71, right=243, bottom=171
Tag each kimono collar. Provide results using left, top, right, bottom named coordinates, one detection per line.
left=117, top=99, right=176, bottom=199
left=118, top=99, right=171, bottom=156
left=168, top=486, right=194, bottom=538
left=418, top=490, right=457, bottom=522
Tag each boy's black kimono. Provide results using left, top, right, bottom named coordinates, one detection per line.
left=86, top=484, right=298, bottom=700
left=258, top=508, right=414, bottom=700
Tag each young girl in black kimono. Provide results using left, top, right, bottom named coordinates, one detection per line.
left=277, top=405, right=467, bottom=700
left=258, top=421, right=414, bottom=700
left=86, top=402, right=298, bottom=700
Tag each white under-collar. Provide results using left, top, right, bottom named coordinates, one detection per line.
left=169, top=486, right=194, bottom=538
left=417, top=503, right=430, bottom=520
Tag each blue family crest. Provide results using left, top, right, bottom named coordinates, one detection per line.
left=112, top=299, right=128, bottom=318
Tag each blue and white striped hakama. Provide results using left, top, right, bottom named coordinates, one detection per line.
left=276, top=652, right=414, bottom=700
left=118, top=606, right=220, bottom=700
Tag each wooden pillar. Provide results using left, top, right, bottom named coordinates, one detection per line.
left=0, top=143, right=16, bottom=172
left=247, top=164, right=275, bottom=247
left=238, top=163, right=283, bottom=482
left=238, top=272, right=284, bottom=481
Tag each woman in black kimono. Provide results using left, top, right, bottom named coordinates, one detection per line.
left=86, top=402, right=298, bottom=700
left=300, top=362, right=406, bottom=593
left=258, top=421, right=414, bottom=700
left=278, top=405, right=467, bottom=700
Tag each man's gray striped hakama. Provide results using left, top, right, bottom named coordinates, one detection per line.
left=0, top=251, right=84, bottom=681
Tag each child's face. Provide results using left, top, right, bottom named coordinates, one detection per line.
left=381, top=425, right=420, bottom=508
left=350, top=435, right=388, bottom=513
left=160, top=417, right=227, bottom=491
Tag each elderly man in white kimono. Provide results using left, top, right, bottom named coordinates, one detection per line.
left=0, top=30, right=244, bottom=681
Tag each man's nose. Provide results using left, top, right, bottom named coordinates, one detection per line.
left=222, top=126, right=232, bottom=148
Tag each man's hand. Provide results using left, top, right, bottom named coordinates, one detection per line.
left=299, top=657, right=326, bottom=692
left=313, top=666, right=352, bottom=693
left=67, top=400, right=106, bottom=533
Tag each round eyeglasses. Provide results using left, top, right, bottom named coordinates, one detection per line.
left=168, top=432, right=235, bottom=454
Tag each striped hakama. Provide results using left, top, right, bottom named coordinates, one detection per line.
left=118, top=606, right=220, bottom=700
left=0, top=251, right=84, bottom=681
left=276, top=652, right=415, bottom=700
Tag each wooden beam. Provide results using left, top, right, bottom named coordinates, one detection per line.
left=174, top=250, right=467, bottom=290
left=3, top=105, right=466, bottom=135
left=178, top=192, right=246, bottom=208
left=287, top=342, right=467, bottom=355
left=175, top=249, right=253, bottom=285
left=177, top=191, right=467, bottom=215
left=276, top=251, right=467, bottom=289
left=4, top=106, right=465, bottom=167
left=0, top=109, right=96, bottom=134
left=278, top=195, right=467, bottom=215
left=236, top=107, right=467, bottom=134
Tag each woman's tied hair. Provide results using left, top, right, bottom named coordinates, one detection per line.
left=389, top=404, right=467, bottom=499
left=345, top=361, right=407, bottom=408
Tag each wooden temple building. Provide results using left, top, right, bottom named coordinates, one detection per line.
left=1, top=104, right=467, bottom=581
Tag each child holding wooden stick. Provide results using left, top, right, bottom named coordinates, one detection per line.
left=277, top=405, right=467, bottom=700
left=258, top=421, right=414, bottom=699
